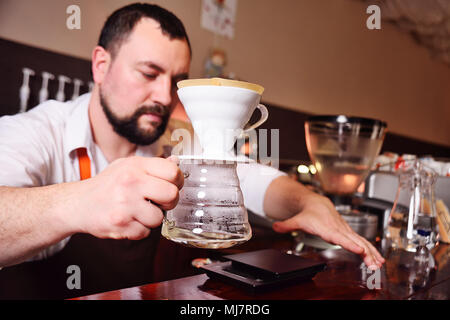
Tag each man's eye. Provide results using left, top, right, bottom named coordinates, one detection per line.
left=142, top=72, right=157, bottom=79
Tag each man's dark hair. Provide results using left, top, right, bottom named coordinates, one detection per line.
left=98, top=3, right=191, bottom=58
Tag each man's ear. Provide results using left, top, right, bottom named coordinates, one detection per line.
left=91, top=46, right=111, bottom=84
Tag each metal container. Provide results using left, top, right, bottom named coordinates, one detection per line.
left=365, top=171, right=450, bottom=210
left=341, top=212, right=379, bottom=241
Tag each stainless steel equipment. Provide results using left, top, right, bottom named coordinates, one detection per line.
left=365, top=170, right=450, bottom=210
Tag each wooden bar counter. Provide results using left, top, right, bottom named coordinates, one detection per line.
left=73, top=225, right=450, bottom=300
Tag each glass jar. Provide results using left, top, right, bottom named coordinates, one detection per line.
left=162, top=158, right=252, bottom=249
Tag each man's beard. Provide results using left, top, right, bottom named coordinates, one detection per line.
left=99, top=89, right=170, bottom=146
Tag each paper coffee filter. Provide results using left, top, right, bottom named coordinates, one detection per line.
left=177, top=78, right=264, bottom=95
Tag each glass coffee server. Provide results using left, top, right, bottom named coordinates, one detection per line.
left=384, top=160, right=440, bottom=252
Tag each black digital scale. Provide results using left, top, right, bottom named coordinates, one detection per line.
left=200, top=249, right=327, bottom=293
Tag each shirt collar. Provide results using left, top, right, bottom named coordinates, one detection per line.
left=64, top=93, right=94, bottom=159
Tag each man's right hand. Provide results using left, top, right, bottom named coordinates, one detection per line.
left=70, top=156, right=183, bottom=240
left=0, top=156, right=183, bottom=267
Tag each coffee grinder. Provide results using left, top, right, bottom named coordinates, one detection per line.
left=305, top=115, right=387, bottom=241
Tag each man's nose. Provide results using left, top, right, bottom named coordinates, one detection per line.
left=152, top=76, right=172, bottom=107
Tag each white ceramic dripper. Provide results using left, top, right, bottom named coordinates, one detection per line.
left=177, top=79, right=268, bottom=160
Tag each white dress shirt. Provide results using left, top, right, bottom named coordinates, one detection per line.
left=0, top=93, right=285, bottom=260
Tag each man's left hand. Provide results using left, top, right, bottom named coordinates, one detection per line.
left=272, top=193, right=385, bottom=270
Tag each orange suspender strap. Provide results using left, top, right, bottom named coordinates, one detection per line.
left=76, top=148, right=91, bottom=180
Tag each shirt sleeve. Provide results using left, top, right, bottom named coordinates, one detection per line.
left=0, top=108, right=71, bottom=262
left=0, top=112, right=51, bottom=187
left=236, top=161, right=287, bottom=217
